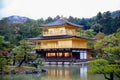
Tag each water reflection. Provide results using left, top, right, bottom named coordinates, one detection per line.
left=44, top=64, right=87, bottom=80
left=80, top=64, right=87, bottom=80
left=45, top=65, right=71, bottom=80
left=0, top=64, right=107, bottom=80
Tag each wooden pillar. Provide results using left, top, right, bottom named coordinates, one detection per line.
left=58, top=52, right=59, bottom=57
left=62, top=52, right=64, bottom=58
left=45, top=53, right=47, bottom=58
left=71, top=52, right=73, bottom=58
left=55, top=52, right=57, bottom=58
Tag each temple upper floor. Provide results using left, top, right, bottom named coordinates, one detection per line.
left=42, top=26, right=80, bottom=36
left=40, top=19, right=83, bottom=36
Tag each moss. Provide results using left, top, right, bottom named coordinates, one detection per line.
left=2, top=66, right=36, bottom=74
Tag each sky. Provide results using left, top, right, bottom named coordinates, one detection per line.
left=0, top=0, right=120, bottom=20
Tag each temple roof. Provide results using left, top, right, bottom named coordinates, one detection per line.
left=40, top=19, right=83, bottom=28
left=29, top=35, right=95, bottom=41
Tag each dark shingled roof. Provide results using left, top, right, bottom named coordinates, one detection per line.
left=40, top=19, right=83, bottom=28
left=29, top=35, right=95, bottom=41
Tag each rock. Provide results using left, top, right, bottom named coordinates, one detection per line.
left=25, top=70, right=33, bottom=74
left=0, top=70, right=7, bottom=74
left=41, top=69, right=47, bottom=72
left=32, top=69, right=40, bottom=74
left=10, top=69, right=16, bottom=74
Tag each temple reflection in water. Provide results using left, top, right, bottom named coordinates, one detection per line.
left=42, top=65, right=87, bottom=80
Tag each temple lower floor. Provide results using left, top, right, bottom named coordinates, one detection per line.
left=36, top=48, right=89, bottom=62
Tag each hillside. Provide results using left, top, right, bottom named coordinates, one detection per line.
left=8, top=15, right=29, bottom=23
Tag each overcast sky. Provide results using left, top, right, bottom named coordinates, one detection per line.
left=0, top=0, right=120, bottom=20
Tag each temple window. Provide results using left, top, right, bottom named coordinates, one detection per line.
left=60, top=29, right=64, bottom=33
left=64, top=52, right=70, bottom=57
left=49, top=29, right=54, bottom=34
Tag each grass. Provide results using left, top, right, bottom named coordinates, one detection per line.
left=5, top=65, right=36, bottom=74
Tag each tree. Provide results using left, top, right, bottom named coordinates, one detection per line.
left=95, top=32, right=105, bottom=40
left=0, top=54, right=7, bottom=72
left=11, top=46, right=22, bottom=65
left=44, top=17, right=54, bottom=24
left=0, top=18, right=42, bottom=48
left=94, top=30, right=120, bottom=63
left=12, top=40, right=35, bottom=67
left=102, top=11, right=113, bottom=34
left=91, top=23, right=103, bottom=33
left=91, top=28, right=120, bottom=80
left=112, top=16, right=120, bottom=33
left=88, top=59, right=120, bottom=80
left=0, top=36, right=10, bottom=72
left=0, top=36, right=10, bottom=51
left=79, top=18, right=91, bottom=29
left=96, top=12, right=103, bottom=24
left=80, top=29, right=96, bottom=38
left=54, top=15, right=60, bottom=20
left=33, top=57, right=44, bottom=70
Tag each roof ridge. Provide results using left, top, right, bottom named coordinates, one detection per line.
left=40, top=19, right=83, bottom=28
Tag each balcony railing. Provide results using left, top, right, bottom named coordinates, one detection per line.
left=35, top=45, right=88, bottom=49
left=43, top=31, right=80, bottom=36
left=35, top=45, right=72, bottom=49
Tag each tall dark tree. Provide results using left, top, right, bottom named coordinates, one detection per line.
left=45, top=17, right=54, bottom=23
left=112, top=16, right=120, bottom=32
left=101, top=11, right=113, bottom=34
left=54, top=15, right=60, bottom=20
left=96, top=12, right=103, bottom=24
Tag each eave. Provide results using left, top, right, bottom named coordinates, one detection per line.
left=29, top=35, right=95, bottom=41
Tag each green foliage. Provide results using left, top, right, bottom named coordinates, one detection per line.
left=0, top=36, right=10, bottom=50
left=87, top=41, right=95, bottom=49
left=89, top=59, right=108, bottom=68
left=88, top=59, right=120, bottom=80
left=11, top=40, right=35, bottom=67
left=0, top=18, right=42, bottom=47
left=92, top=28, right=120, bottom=80
left=95, top=32, right=105, bottom=40
left=80, top=29, right=96, bottom=38
left=0, top=54, right=7, bottom=71
left=92, top=11, right=120, bottom=34
left=91, top=23, right=102, bottom=33
left=68, top=17, right=91, bottom=29
left=33, top=58, right=44, bottom=69
left=19, top=39, right=34, bottom=52
left=11, top=46, right=24, bottom=62
left=94, top=29, right=120, bottom=62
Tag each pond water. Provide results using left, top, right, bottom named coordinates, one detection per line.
left=0, top=64, right=119, bottom=80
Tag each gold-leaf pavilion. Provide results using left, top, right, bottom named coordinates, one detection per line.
left=30, top=19, right=94, bottom=64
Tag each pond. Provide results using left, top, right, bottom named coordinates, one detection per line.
left=0, top=64, right=119, bottom=80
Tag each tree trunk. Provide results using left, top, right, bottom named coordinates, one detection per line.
left=13, top=54, right=16, bottom=65
left=103, top=72, right=114, bottom=80
left=18, top=55, right=26, bottom=67
left=116, top=74, right=120, bottom=78
left=110, top=72, right=114, bottom=80
left=103, top=73, right=110, bottom=80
